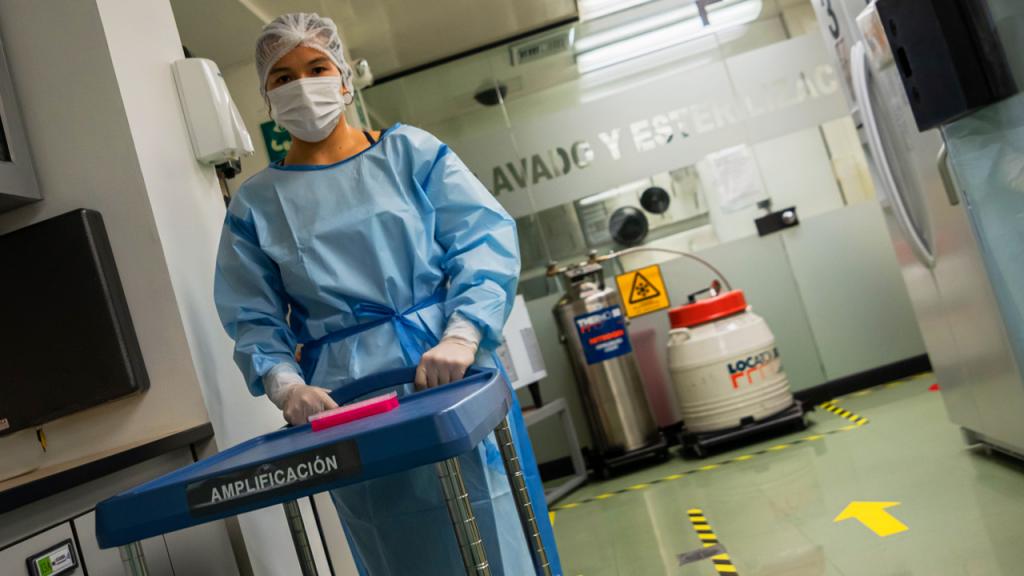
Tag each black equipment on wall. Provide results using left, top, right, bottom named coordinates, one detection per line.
left=754, top=207, right=799, bottom=237
left=608, top=206, right=649, bottom=246
left=640, top=186, right=672, bottom=214
left=876, top=0, right=1017, bottom=131
left=0, top=209, right=149, bottom=436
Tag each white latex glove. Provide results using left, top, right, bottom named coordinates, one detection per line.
left=442, top=313, right=483, bottom=346
left=278, top=386, right=339, bottom=426
left=264, top=365, right=338, bottom=425
left=415, top=337, right=478, bottom=389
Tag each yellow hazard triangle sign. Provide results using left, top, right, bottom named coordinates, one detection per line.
left=616, top=265, right=671, bottom=318
left=629, top=270, right=662, bottom=304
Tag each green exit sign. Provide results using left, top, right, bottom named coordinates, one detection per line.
left=260, top=121, right=292, bottom=163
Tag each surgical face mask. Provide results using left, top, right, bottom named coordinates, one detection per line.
left=267, top=76, right=345, bottom=142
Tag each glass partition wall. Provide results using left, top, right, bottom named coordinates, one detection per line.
left=362, top=0, right=874, bottom=299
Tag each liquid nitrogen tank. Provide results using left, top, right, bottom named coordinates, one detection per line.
left=667, top=285, right=804, bottom=457
left=551, top=259, right=667, bottom=477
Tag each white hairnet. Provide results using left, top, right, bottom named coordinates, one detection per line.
left=256, top=12, right=353, bottom=100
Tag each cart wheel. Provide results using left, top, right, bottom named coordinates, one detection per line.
left=657, top=447, right=671, bottom=461
left=796, top=416, right=809, bottom=431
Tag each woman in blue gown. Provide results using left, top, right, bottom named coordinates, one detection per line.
left=214, top=12, right=561, bottom=576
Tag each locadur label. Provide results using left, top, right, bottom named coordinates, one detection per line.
left=575, top=306, right=633, bottom=365
left=187, top=441, right=361, bottom=516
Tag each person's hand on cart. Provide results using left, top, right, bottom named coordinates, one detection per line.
left=415, top=336, right=477, bottom=389
left=267, top=367, right=339, bottom=426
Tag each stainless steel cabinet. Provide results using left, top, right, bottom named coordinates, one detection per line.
left=813, top=0, right=1024, bottom=457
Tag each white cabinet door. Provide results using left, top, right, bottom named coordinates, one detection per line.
left=73, top=512, right=174, bottom=576
left=0, top=523, right=75, bottom=576
left=74, top=511, right=240, bottom=576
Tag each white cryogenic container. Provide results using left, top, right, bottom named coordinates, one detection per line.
left=667, top=290, right=795, bottom=433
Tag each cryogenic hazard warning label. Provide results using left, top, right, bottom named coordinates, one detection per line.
left=616, top=265, right=670, bottom=318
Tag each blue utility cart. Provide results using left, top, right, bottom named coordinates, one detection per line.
left=95, top=368, right=552, bottom=575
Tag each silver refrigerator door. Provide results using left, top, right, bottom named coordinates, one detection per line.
left=847, top=38, right=984, bottom=433
left=817, top=0, right=977, bottom=428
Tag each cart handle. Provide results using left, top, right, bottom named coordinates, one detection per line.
left=327, top=366, right=495, bottom=406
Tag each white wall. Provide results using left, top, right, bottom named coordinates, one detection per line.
left=0, top=0, right=307, bottom=573
left=0, top=0, right=209, bottom=486
left=781, top=201, right=927, bottom=379
left=754, top=127, right=845, bottom=216
left=822, top=116, right=876, bottom=204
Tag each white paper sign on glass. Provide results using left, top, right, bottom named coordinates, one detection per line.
left=704, top=144, right=765, bottom=212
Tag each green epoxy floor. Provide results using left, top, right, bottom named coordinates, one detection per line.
left=550, top=374, right=1024, bottom=575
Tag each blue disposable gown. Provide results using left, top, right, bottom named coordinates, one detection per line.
left=214, top=124, right=561, bottom=575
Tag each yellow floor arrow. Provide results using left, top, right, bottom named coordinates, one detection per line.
left=834, top=501, right=908, bottom=537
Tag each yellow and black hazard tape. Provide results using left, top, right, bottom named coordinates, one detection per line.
left=818, top=400, right=868, bottom=426
left=687, top=509, right=739, bottom=574
left=551, top=425, right=858, bottom=511
left=552, top=400, right=870, bottom=512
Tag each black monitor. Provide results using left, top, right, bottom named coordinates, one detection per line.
left=0, top=209, right=149, bottom=436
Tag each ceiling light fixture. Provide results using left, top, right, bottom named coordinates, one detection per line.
left=578, top=180, right=650, bottom=206
left=577, top=0, right=658, bottom=21
left=575, top=0, right=763, bottom=74
left=574, top=5, right=700, bottom=53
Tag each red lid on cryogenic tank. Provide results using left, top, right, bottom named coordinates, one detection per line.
left=669, top=290, right=747, bottom=329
